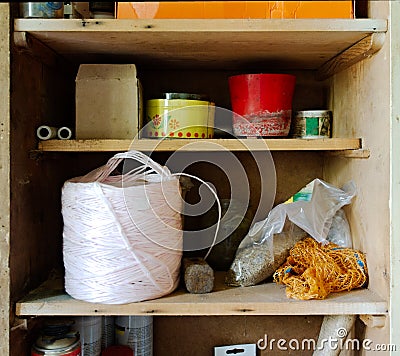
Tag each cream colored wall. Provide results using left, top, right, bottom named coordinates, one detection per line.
left=389, top=0, right=400, bottom=350
left=324, top=0, right=391, bottom=350
left=0, top=3, right=10, bottom=355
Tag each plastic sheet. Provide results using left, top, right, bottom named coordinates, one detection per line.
left=226, top=179, right=357, bottom=287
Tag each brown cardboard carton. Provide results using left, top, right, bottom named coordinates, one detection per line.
left=116, top=1, right=353, bottom=19
left=75, top=64, right=142, bottom=139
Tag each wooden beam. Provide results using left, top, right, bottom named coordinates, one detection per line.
left=317, top=33, right=386, bottom=80
left=359, top=314, right=387, bottom=328
left=325, top=149, right=370, bottom=159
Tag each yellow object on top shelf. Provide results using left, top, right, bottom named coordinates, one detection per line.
left=117, top=1, right=354, bottom=20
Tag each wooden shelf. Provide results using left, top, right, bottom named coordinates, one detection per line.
left=38, top=138, right=362, bottom=152
left=16, top=273, right=387, bottom=317
left=14, top=19, right=387, bottom=76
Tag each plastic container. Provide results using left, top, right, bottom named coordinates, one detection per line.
left=145, top=94, right=215, bottom=138
left=73, top=316, right=102, bottom=356
left=229, top=73, right=296, bottom=137
left=115, top=316, right=153, bottom=356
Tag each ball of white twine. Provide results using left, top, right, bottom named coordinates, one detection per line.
left=62, top=151, right=220, bottom=304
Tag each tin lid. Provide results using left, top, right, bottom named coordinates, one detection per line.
left=162, top=92, right=209, bottom=101
left=295, top=110, right=332, bottom=117
left=42, top=318, right=74, bottom=336
left=34, top=333, right=79, bottom=351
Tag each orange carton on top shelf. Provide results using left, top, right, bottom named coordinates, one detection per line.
left=282, top=1, right=354, bottom=19
left=117, top=1, right=354, bottom=19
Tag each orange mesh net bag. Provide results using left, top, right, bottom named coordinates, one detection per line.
left=273, top=237, right=368, bottom=300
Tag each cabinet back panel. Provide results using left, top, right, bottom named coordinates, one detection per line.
left=139, top=68, right=328, bottom=113
left=154, top=315, right=323, bottom=356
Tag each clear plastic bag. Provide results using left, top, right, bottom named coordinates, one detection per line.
left=326, top=208, right=352, bottom=248
left=226, top=179, right=357, bottom=287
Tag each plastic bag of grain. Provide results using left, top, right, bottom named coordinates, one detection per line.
left=226, top=179, right=356, bottom=287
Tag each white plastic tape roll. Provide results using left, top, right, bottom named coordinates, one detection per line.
left=57, top=127, right=73, bottom=140
left=36, top=125, right=58, bottom=140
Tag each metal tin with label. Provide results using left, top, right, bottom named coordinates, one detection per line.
left=20, top=2, right=64, bottom=18
left=292, top=110, right=332, bottom=138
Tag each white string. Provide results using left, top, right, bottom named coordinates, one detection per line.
left=63, top=151, right=221, bottom=304
left=171, top=172, right=221, bottom=260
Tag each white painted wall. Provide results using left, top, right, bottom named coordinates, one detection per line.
left=389, top=0, right=400, bottom=352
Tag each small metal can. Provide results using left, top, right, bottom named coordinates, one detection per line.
left=31, top=319, right=81, bottom=356
left=31, top=336, right=81, bottom=356
left=292, top=110, right=332, bottom=138
left=20, top=3, right=64, bottom=18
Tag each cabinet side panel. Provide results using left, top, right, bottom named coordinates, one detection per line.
left=0, top=3, right=10, bottom=356
left=324, top=1, right=390, bottom=348
left=9, top=27, right=76, bottom=354
left=390, top=0, right=400, bottom=349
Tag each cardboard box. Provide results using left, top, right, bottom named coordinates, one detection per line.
left=75, top=64, right=142, bottom=139
left=117, top=1, right=354, bottom=19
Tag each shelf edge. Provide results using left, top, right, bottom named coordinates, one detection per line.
left=16, top=274, right=387, bottom=317
left=37, top=138, right=362, bottom=152
left=14, top=18, right=388, bottom=33
left=16, top=290, right=388, bottom=317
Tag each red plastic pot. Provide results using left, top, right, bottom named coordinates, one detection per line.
left=229, top=73, right=296, bottom=137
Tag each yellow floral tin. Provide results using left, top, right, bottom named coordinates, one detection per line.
left=145, top=98, right=215, bottom=139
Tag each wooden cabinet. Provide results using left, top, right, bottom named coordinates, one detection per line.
left=2, top=2, right=399, bottom=354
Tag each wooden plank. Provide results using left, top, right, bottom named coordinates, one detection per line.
left=38, top=138, right=362, bottom=152
left=359, top=314, right=387, bottom=328
left=16, top=273, right=387, bottom=317
left=0, top=4, right=10, bottom=356
left=325, top=149, right=370, bottom=158
left=14, top=18, right=387, bottom=33
left=13, top=19, right=387, bottom=70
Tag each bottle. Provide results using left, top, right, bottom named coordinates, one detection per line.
left=115, top=316, right=153, bottom=356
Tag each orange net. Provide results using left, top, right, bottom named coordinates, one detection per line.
left=273, top=237, right=368, bottom=300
